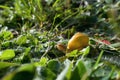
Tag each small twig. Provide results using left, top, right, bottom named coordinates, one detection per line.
left=90, top=38, right=118, bottom=51
left=41, top=42, right=52, bottom=58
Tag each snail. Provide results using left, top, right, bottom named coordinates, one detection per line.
left=56, top=32, right=89, bottom=53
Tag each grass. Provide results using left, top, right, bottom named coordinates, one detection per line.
left=0, top=0, right=120, bottom=80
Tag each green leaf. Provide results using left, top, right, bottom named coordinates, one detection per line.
left=0, top=49, right=15, bottom=60
left=2, top=41, right=11, bottom=47
left=0, top=30, right=13, bottom=40
left=24, top=47, right=31, bottom=56
left=81, top=46, right=90, bottom=58
left=84, top=59, right=93, bottom=75
left=56, top=59, right=72, bottom=80
left=16, top=35, right=27, bottom=45
left=83, top=46, right=90, bottom=55
left=0, top=62, right=19, bottom=69
left=66, top=50, right=78, bottom=57
left=47, top=59, right=61, bottom=73
left=35, top=67, right=56, bottom=80
left=3, top=31, right=13, bottom=40
left=70, top=59, right=88, bottom=80
left=16, top=64, right=35, bottom=72
left=2, top=64, right=35, bottom=80
left=34, top=57, right=48, bottom=66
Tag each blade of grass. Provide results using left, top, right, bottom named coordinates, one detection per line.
left=0, top=5, right=10, bottom=9
left=54, top=11, right=78, bottom=31
left=94, top=50, right=104, bottom=69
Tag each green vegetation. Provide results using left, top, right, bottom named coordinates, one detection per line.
left=0, top=0, right=120, bottom=80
